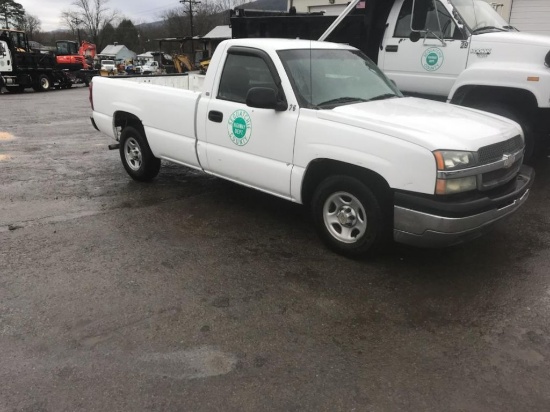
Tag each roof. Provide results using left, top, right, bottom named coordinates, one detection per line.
left=137, top=51, right=155, bottom=58
left=202, top=25, right=231, bottom=40
left=221, top=38, right=355, bottom=52
left=99, top=44, right=130, bottom=55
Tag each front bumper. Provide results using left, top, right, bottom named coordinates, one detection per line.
left=393, top=165, right=534, bottom=248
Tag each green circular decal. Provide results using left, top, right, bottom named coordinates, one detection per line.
left=426, top=52, right=438, bottom=66
left=232, top=117, right=247, bottom=139
left=421, top=48, right=444, bottom=71
left=228, top=109, right=252, bottom=146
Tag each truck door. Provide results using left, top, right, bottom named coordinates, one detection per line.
left=204, top=48, right=299, bottom=199
left=0, top=40, right=13, bottom=73
left=379, top=0, right=469, bottom=99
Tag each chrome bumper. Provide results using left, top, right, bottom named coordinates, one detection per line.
left=393, top=167, right=533, bottom=248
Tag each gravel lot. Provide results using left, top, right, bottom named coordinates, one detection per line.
left=1, top=86, right=550, bottom=411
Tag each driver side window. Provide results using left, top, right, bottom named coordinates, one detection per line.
left=218, top=53, right=277, bottom=104
left=394, top=0, right=462, bottom=40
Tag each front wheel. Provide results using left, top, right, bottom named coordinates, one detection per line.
left=119, top=126, right=161, bottom=181
left=311, top=175, right=389, bottom=257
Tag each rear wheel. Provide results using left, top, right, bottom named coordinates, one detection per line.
left=33, top=74, right=51, bottom=92
left=311, top=175, right=389, bottom=257
left=119, top=126, right=161, bottom=181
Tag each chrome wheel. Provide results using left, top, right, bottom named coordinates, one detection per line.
left=323, top=191, right=367, bottom=244
left=124, top=137, right=143, bottom=171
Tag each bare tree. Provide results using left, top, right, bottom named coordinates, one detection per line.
left=60, top=0, right=118, bottom=50
left=160, top=0, right=247, bottom=39
left=20, top=13, right=41, bottom=39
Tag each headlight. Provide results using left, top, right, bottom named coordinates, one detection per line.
left=433, top=150, right=477, bottom=194
left=433, top=150, right=475, bottom=171
left=436, top=176, right=477, bottom=195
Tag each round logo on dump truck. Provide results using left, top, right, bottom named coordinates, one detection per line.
left=421, top=48, right=444, bottom=71
left=228, top=109, right=252, bottom=146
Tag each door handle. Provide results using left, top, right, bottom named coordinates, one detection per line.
left=208, top=110, right=223, bottom=123
left=385, top=45, right=398, bottom=52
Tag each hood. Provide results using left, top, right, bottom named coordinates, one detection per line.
left=472, top=31, right=550, bottom=48
left=316, top=97, right=521, bottom=152
left=469, top=31, right=550, bottom=66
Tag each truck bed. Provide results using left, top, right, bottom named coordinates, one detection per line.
left=112, top=72, right=206, bottom=92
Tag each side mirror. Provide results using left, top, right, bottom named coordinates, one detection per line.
left=246, top=87, right=288, bottom=111
left=409, top=31, right=421, bottom=42
left=411, top=0, right=430, bottom=32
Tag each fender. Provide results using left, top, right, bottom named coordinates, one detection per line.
left=291, top=113, right=436, bottom=202
left=448, top=63, right=550, bottom=108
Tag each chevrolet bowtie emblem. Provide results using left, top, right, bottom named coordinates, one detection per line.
left=502, top=153, right=515, bottom=168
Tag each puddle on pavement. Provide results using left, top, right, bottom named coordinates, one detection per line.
left=139, top=347, right=238, bottom=380
left=0, top=132, right=14, bottom=141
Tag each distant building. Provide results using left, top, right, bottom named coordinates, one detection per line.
left=98, top=43, right=136, bottom=63
left=201, top=25, right=231, bottom=58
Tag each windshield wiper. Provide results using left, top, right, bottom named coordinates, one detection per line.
left=317, top=97, right=368, bottom=107
left=367, top=93, right=399, bottom=102
left=472, top=26, right=507, bottom=34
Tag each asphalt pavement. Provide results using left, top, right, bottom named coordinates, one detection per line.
left=1, top=86, right=549, bottom=411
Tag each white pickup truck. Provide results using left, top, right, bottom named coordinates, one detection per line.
left=90, top=38, right=534, bottom=256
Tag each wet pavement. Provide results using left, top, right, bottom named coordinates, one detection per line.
left=1, top=86, right=549, bottom=411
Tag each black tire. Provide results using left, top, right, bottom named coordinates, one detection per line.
left=311, top=175, right=389, bottom=257
left=34, top=74, right=51, bottom=92
left=471, top=103, right=535, bottom=161
left=119, top=126, right=161, bottom=181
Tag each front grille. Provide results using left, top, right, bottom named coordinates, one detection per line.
left=481, top=158, right=522, bottom=190
left=478, top=135, right=523, bottom=164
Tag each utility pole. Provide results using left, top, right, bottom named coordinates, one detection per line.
left=72, top=18, right=83, bottom=45
left=179, top=0, right=201, bottom=55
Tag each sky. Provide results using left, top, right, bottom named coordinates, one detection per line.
left=19, top=0, right=180, bottom=32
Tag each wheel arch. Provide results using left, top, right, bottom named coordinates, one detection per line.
left=450, top=85, right=538, bottom=117
left=113, top=111, right=145, bottom=141
left=301, top=159, right=392, bottom=208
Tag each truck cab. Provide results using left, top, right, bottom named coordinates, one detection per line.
left=100, top=59, right=116, bottom=73
left=141, top=60, right=161, bottom=75
left=56, top=40, right=87, bottom=71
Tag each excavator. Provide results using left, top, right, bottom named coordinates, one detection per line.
left=55, top=40, right=98, bottom=85
left=172, top=53, right=209, bottom=74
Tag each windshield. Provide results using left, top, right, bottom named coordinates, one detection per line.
left=450, top=0, right=514, bottom=33
left=278, top=49, right=402, bottom=109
